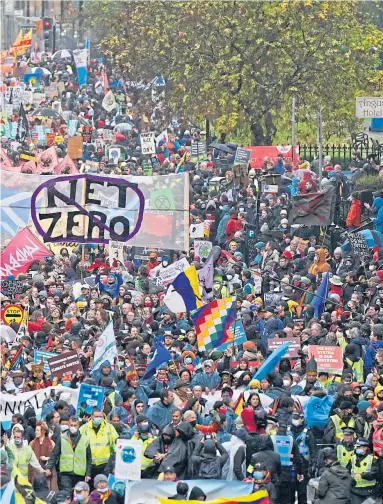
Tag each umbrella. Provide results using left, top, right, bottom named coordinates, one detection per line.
left=52, top=49, right=72, bottom=60
left=30, top=67, right=51, bottom=76
left=209, top=142, right=236, bottom=154
left=114, top=123, right=133, bottom=133
left=77, top=116, right=91, bottom=126
left=252, top=341, right=292, bottom=381
left=0, top=325, right=17, bottom=343
left=30, top=108, right=63, bottom=119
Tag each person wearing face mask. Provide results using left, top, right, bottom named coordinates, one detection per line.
left=7, top=430, right=48, bottom=480
left=323, top=401, right=356, bottom=445
left=336, top=427, right=356, bottom=468
left=89, top=474, right=119, bottom=504
left=45, top=417, right=91, bottom=492
left=245, top=462, right=277, bottom=504
left=289, top=412, right=317, bottom=504
left=73, top=481, right=90, bottom=504
left=313, top=448, right=351, bottom=504
left=79, top=409, right=118, bottom=482
left=347, top=438, right=378, bottom=504
left=131, top=420, right=157, bottom=475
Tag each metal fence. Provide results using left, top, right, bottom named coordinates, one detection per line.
left=299, top=142, right=382, bottom=169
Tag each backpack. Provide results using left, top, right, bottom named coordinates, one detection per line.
left=198, top=457, right=221, bottom=479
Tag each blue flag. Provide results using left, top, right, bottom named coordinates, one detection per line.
left=142, top=341, right=172, bottom=380
left=311, top=272, right=329, bottom=317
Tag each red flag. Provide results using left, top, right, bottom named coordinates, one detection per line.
left=0, top=147, right=19, bottom=172
left=103, top=71, right=109, bottom=93
left=36, top=146, right=59, bottom=173
left=0, top=227, right=53, bottom=279
left=54, top=154, right=79, bottom=175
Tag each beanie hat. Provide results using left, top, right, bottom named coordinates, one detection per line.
left=377, top=402, right=383, bottom=413
left=136, top=414, right=148, bottom=424
left=94, top=474, right=108, bottom=486
left=357, top=400, right=371, bottom=413
left=339, top=400, right=353, bottom=410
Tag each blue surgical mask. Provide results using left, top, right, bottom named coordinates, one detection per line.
left=93, top=418, right=103, bottom=426
left=253, top=471, right=264, bottom=480
left=60, top=425, right=69, bottom=432
left=62, top=381, right=71, bottom=387
left=355, top=448, right=365, bottom=455
left=76, top=494, right=85, bottom=501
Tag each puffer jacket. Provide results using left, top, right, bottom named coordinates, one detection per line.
left=315, top=462, right=351, bottom=504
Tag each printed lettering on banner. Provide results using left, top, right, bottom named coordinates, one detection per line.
left=32, top=93, right=46, bottom=107
left=150, top=257, right=190, bottom=286
left=47, top=350, right=82, bottom=378
left=0, top=386, right=79, bottom=422
left=268, top=337, right=301, bottom=359
left=20, top=90, right=33, bottom=105
left=115, top=439, right=142, bottom=480
left=140, top=132, right=156, bottom=155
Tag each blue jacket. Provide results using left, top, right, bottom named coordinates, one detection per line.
left=96, top=273, right=123, bottom=298
left=146, top=400, right=176, bottom=430
left=191, top=371, right=221, bottom=390
left=373, top=197, right=383, bottom=232
left=365, top=341, right=383, bottom=373
left=216, top=206, right=231, bottom=241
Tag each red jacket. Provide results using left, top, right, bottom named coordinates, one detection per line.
left=225, top=217, right=243, bottom=241
left=346, top=200, right=361, bottom=228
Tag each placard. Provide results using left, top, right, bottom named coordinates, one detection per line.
left=20, top=151, right=37, bottom=162
left=67, top=136, right=83, bottom=159
left=103, top=129, right=115, bottom=142
left=115, top=439, right=142, bottom=480
left=234, top=147, right=251, bottom=166
left=194, top=240, right=212, bottom=260
left=268, top=337, right=300, bottom=358
left=1, top=304, right=24, bottom=325
left=47, top=350, right=82, bottom=378
left=77, top=383, right=104, bottom=415
left=34, top=350, right=58, bottom=373
left=348, top=233, right=369, bottom=258
left=67, top=120, right=78, bottom=137
left=308, top=345, right=343, bottom=374
left=217, top=321, right=247, bottom=351
left=46, top=132, right=56, bottom=146
left=82, top=126, right=92, bottom=143
left=140, top=132, right=155, bottom=155
left=0, top=279, right=25, bottom=297
left=264, top=292, right=283, bottom=308
left=32, top=92, right=46, bottom=107
left=109, top=241, right=125, bottom=266
left=191, top=141, right=207, bottom=157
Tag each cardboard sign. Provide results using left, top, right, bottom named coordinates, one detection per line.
left=46, top=132, right=56, bottom=146
left=115, top=439, right=142, bottom=481
left=140, top=132, right=155, bottom=155
left=82, top=126, right=92, bottom=143
left=77, top=383, right=105, bottom=415
left=268, top=337, right=301, bottom=359
left=34, top=350, right=58, bottom=373
left=67, top=136, right=83, bottom=159
left=234, top=147, right=251, bottom=166
left=264, top=292, right=283, bottom=308
left=0, top=279, right=24, bottom=297
left=194, top=240, right=213, bottom=260
left=2, top=304, right=24, bottom=325
left=109, top=241, right=125, bottom=266
left=103, top=129, right=115, bottom=142
left=47, top=350, right=82, bottom=378
left=348, top=233, right=369, bottom=258
left=308, top=345, right=343, bottom=374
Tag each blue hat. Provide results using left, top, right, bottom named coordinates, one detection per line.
left=357, top=400, right=371, bottom=413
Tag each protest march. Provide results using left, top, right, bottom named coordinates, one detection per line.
left=1, top=2, right=383, bottom=504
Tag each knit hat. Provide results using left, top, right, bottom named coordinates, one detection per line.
left=357, top=400, right=371, bottom=413
left=376, top=402, right=383, bottom=413
left=339, top=400, right=353, bottom=410
left=94, top=474, right=108, bottom=486
left=136, top=414, right=148, bottom=424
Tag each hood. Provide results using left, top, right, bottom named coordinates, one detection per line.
left=316, top=248, right=327, bottom=264
left=374, top=197, right=383, bottom=210
left=175, top=421, right=194, bottom=442
left=329, top=463, right=351, bottom=479
left=221, top=205, right=230, bottom=214
left=161, top=425, right=175, bottom=441
left=203, top=438, right=216, bottom=456
left=189, top=487, right=207, bottom=500
left=258, top=434, right=273, bottom=451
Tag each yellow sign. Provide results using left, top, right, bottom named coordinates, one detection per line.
left=2, top=304, right=24, bottom=325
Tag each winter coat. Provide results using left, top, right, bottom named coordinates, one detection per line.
left=225, top=216, right=243, bottom=241
left=346, top=199, right=361, bottom=228
left=308, top=248, right=330, bottom=276
left=373, top=197, right=383, bottom=232
left=315, top=462, right=351, bottom=504
left=248, top=434, right=282, bottom=486
left=216, top=206, right=231, bottom=242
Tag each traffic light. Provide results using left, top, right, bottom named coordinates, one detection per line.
left=42, top=17, right=54, bottom=51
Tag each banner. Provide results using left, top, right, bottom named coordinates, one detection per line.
left=77, top=383, right=104, bottom=416
left=115, top=439, right=142, bottom=480
left=149, top=257, right=190, bottom=286
left=124, top=480, right=253, bottom=504
left=140, top=132, right=156, bottom=155
left=217, top=321, right=247, bottom=351
left=246, top=145, right=298, bottom=169
left=1, top=172, right=189, bottom=250
left=1, top=386, right=79, bottom=422
left=289, top=188, right=335, bottom=227
left=92, top=322, right=117, bottom=371
left=73, top=49, right=88, bottom=87
left=0, top=227, right=53, bottom=278
left=160, top=489, right=269, bottom=504
left=308, top=345, right=343, bottom=374
left=67, top=120, right=78, bottom=137
left=34, top=350, right=58, bottom=373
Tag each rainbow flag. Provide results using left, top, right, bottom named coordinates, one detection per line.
left=159, top=489, right=270, bottom=504
left=191, top=297, right=236, bottom=352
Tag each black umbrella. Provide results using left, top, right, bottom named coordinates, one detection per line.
left=31, top=108, right=63, bottom=119
left=209, top=142, right=236, bottom=154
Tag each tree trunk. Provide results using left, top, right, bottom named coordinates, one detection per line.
left=250, top=121, right=265, bottom=145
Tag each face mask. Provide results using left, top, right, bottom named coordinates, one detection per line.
left=14, top=439, right=23, bottom=446
left=93, top=418, right=103, bottom=426
left=369, top=266, right=375, bottom=271
left=97, top=488, right=108, bottom=493
left=283, top=379, right=291, bottom=387
left=69, top=427, right=78, bottom=434
left=60, top=425, right=69, bottom=432
left=355, top=448, right=365, bottom=455
left=162, top=436, right=172, bottom=445
left=162, top=261, right=169, bottom=267
left=76, top=494, right=85, bottom=501
left=190, top=420, right=197, bottom=428
left=253, top=471, right=264, bottom=480
left=292, top=419, right=301, bottom=427
left=144, top=301, right=151, bottom=307
left=140, top=434, right=149, bottom=440
left=62, top=381, right=71, bottom=387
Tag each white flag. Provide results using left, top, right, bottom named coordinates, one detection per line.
left=102, top=90, right=117, bottom=112
left=92, top=322, right=117, bottom=371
